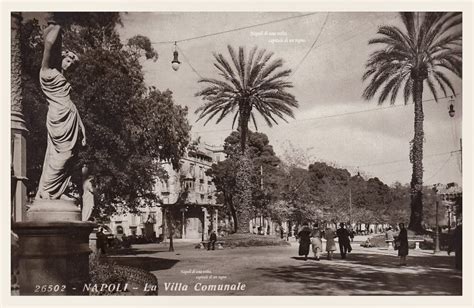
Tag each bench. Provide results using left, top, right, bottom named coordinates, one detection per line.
left=196, top=240, right=224, bottom=250
left=386, top=238, right=424, bottom=250
left=408, top=238, right=424, bottom=250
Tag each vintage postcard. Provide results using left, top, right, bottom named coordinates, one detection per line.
left=2, top=1, right=472, bottom=307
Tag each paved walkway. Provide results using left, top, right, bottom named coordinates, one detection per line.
left=107, top=241, right=462, bottom=296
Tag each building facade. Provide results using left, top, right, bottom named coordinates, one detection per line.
left=108, top=141, right=224, bottom=241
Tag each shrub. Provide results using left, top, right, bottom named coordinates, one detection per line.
left=220, top=233, right=291, bottom=248
left=88, top=253, right=158, bottom=296
left=89, top=253, right=128, bottom=295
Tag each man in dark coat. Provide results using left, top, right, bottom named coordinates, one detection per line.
left=452, top=223, right=462, bottom=270
left=336, top=223, right=352, bottom=259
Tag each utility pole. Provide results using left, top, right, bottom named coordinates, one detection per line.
left=434, top=196, right=440, bottom=253
left=349, top=188, right=352, bottom=225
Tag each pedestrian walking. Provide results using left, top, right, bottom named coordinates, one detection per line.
left=310, top=223, right=323, bottom=261
left=336, top=223, right=352, bottom=259
left=448, top=222, right=462, bottom=270
left=348, top=224, right=355, bottom=242
left=395, top=223, right=408, bottom=266
left=324, top=225, right=337, bottom=260
left=208, top=231, right=217, bottom=250
left=297, top=222, right=312, bottom=260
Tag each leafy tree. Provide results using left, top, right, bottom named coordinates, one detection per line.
left=362, top=13, right=462, bottom=232
left=206, top=130, right=281, bottom=232
left=20, top=13, right=190, bottom=217
left=307, top=162, right=351, bottom=223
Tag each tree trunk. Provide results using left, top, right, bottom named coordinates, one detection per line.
left=226, top=193, right=238, bottom=233
left=234, top=151, right=252, bottom=233
left=239, top=108, right=250, bottom=154
left=166, top=208, right=174, bottom=252
left=408, top=78, right=424, bottom=233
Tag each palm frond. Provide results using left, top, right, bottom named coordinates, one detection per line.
left=403, top=78, right=413, bottom=104
left=244, top=46, right=258, bottom=87
left=250, top=112, right=258, bottom=131
left=378, top=74, right=404, bottom=105
left=377, top=26, right=415, bottom=54
left=399, top=12, right=415, bottom=39
left=426, top=75, right=439, bottom=102
left=390, top=74, right=409, bottom=104
left=238, top=46, right=246, bottom=88
left=231, top=111, right=239, bottom=129
left=432, top=71, right=448, bottom=97
left=432, top=70, right=456, bottom=96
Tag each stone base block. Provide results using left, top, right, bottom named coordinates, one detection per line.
left=27, top=199, right=81, bottom=222
left=12, top=221, right=96, bottom=295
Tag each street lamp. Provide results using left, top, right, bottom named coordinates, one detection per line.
left=448, top=97, right=455, bottom=117
left=171, top=41, right=181, bottom=71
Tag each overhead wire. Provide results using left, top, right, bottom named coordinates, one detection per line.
left=151, top=13, right=319, bottom=44
left=358, top=150, right=460, bottom=168
left=176, top=45, right=203, bottom=79
left=425, top=153, right=454, bottom=183
left=291, top=12, right=330, bottom=76
left=193, top=93, right=460, bottom=134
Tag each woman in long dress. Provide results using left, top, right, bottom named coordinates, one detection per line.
left=36, top=22, right=86, bottom=200
left=324, top=225, right=337, bottom=260
left=311, top=223, right=323, bottom=261
left=297, top=223, right=312, bottom=261
left=396, top=223, right=409, bottom=266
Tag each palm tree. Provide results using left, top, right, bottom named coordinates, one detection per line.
left=362, top=12, right=462, bottom=232
left=196, top=45, right=298, bottom=153
left=196, top=45, right=298, bottom=232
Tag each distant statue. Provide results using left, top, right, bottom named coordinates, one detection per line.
left=36, top=21, right=86, bottom=200
left=81, top=165, right=95, bottom=221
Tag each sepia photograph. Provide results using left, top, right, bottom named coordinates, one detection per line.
left=4, top=3, right=471, bottom=305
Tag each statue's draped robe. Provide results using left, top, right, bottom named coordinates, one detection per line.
left=81, top=177, right=94, bottom=221
left=36, top=68, right=83, bottom=199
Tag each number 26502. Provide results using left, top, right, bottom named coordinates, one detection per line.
left=34, top=284, right=66, bottom=293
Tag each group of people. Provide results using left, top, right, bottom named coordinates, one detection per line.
left=297, top=222, right=410, bottom=265
left=297, top=222, right=353, bottom=261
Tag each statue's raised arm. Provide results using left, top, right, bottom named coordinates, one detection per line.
left=36, top=21, right=85, bottom=201
left=41, top=24, right=62, bottom=71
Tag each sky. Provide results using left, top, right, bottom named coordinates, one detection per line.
left=20, top=11, right=463, bottom=187
left=114, top=12, right=462, bottom=187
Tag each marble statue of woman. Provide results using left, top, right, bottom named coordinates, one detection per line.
left=36, top=22, right=86, bottom=200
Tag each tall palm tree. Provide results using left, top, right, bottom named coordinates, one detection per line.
left=362, top=12, right=462, bottom=232
left=196, top=45, right=298, bottom=232
left=196, top=45, right=298, bottom=153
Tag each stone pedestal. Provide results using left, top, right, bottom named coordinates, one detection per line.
left=27, top=199, right=82, bottom=222
left=12, top=199, right=96, bottom=295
